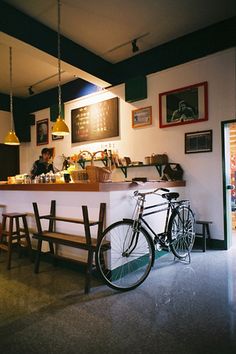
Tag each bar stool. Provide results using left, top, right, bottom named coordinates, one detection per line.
left=0, top=212, right=32, bottom=269
left=195, top=220, right=212, bottom=252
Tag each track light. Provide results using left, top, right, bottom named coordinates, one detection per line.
left=28, top=86, right=34, bottom=95
left=132, top=39, right=139, bottom=53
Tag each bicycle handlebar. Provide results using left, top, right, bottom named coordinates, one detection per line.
left=133, top=187, right=170, bottom=197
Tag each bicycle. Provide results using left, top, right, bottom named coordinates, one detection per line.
left=96, top=187, right=195, bottom=291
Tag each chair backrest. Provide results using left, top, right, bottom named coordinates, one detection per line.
left=82, top=202, right=106, bottom=245
left=32, top=200, right=56, bottom=234
left=33, top=200, right=106, bottom=244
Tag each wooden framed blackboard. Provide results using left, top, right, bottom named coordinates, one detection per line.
left=71, top=97, right=119, bottom=143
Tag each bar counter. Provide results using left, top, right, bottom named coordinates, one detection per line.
left=0, top=180, right=186, bottom=259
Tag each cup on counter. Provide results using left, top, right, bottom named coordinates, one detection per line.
left=145, top=156, right=151, bottom=165
left=64, top=173, right=71, bottom=183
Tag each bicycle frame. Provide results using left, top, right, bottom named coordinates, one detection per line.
left=131, top=193, right=174, bottom=241
left=122, top=189, right=192, bottom=258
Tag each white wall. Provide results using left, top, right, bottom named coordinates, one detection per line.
left=1, top=48, right=236, bottom=241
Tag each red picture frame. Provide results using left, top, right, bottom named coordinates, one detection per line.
left=36, top=118, right=49, bottom=146
left=159, top=81, right=208, bottom=128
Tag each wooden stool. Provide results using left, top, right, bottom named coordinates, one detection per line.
left=195, top=220, right=212, bottom=252
left=0, top=212, right=32, bottom=269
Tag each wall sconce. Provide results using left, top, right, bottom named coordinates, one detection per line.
left=28, top=86, right=34, bottom=95
left=132, top=39, right=139, bottom=53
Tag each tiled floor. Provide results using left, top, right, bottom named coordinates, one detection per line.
left=0, top=236, right=236, bottom=354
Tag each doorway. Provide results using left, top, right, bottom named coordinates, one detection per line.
left=222, top=120, right=236, bottom=249
left=0, top=143, right=19, bottom=180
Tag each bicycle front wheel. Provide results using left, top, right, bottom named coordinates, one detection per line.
left=96, top=220, right=154, bottom=291
left=168, top=205, right=195, bottom=259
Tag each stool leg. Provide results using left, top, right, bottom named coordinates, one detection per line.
left=206, top=224, right=211, bottom=240
left=15, top=216, right=22, bottom=257
left=203, top=225, right=206, bottom=252
left=7, top=217, right=14, bottom=269
left=22, top=215, right=33, bottom=261
left=0, top=216, right=6, bottom=254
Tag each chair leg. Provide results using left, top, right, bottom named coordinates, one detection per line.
left=34, top=239, right=42, bottom=273
left=85, top=250, right=94, bottom=294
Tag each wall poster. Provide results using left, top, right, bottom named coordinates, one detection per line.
left=71, top=97, right=119, bottom=143
left=159, top=81, right=208, bottom=128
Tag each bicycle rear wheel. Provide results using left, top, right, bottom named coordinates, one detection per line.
left=96, top=220, right=154, bottom=291
left=168, top=205, right=195, bottom=259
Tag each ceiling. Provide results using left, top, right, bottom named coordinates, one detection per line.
left=0, top=0, right=236, bottom=98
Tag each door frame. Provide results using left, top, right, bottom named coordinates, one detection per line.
left=221, top=119, right=236, bottom=249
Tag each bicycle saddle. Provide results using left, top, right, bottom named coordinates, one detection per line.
left=162, top=192, right=179, bottom=200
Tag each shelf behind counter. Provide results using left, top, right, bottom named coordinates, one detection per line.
left=0, top=180, right=185, bottom=192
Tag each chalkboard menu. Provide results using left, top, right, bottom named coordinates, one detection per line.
left=71, top=97, right=119, bottom=143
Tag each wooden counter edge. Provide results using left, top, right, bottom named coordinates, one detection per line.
left=0, top=180, right=185, bottom=192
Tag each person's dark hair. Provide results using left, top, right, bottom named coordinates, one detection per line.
left=41, top=148, right=51, bottom=157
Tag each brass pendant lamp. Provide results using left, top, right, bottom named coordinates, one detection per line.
left=4, top=47, right=20, bottom=145
left=52, top=0, right=69, bottom=136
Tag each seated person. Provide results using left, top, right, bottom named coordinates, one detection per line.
left=171, top=100, right=195, bottom=121
left=30, top=148, right=54, bottom=179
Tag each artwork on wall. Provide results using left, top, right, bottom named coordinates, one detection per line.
left=132, top=106, right=152, bottom=128
left=36, top=118, right=49, bottom=146
left=71, top=97, right=119, bottom=143
left=159, top=81, right=208, bottom=128
left=185, top=130, right=212, bottom=154
left=52, top=133, right=64, bottom=141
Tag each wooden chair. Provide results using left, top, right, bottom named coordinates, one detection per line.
left=32, top=200, right=106, bottom=293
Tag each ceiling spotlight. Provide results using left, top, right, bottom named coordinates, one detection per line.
left=28, top=86, right=34, bottom=95
left=132, top=39, right=139, bottom=53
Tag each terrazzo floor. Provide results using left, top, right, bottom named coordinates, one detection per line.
left=0, top=236, right=236, bottom=354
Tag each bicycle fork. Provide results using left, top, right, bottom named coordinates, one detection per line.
left=122, top=196, right=145, bottom=257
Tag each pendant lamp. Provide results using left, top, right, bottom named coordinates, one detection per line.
left=4, top=47, right=20, bottom=145
left=52, top=0, right=69, bottom=136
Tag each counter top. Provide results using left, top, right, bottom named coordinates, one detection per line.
left=0, top=180, right=185, bottom=192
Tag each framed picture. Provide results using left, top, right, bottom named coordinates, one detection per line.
left=52, top=134, right=64, bottom=141
left=132, top=106, right=152, bottom=128
left=159, top=81, right=208, bottom=128
left=185, top=130, right=212, bottom=154
left=36, top=118, right=49, bottom=145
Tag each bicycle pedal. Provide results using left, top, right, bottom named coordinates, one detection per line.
left=155, top=243, right=163, bottom=252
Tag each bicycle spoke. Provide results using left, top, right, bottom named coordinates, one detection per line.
left=96, top=221, right=153, bottom=291
left=168, top=205, right=195, bottom=260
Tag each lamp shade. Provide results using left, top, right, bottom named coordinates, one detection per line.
left=52, top=116, right=69, bottom=136
left=4, top=129, right=20, bottom=145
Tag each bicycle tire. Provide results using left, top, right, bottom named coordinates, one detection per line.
left=96, top=220, right=154, bottom=291
left=168, top=205, right=195, bottom=259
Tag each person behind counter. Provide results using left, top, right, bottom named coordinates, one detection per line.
left=30, top=148, right=54, bottom=179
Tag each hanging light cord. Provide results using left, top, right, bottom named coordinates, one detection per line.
left=57, top=0, right=62, bottom=118
left=9, top=46, right=14, bottom=130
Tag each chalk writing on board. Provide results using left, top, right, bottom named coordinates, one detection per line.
left=71, top=97, right=119, bottom=143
